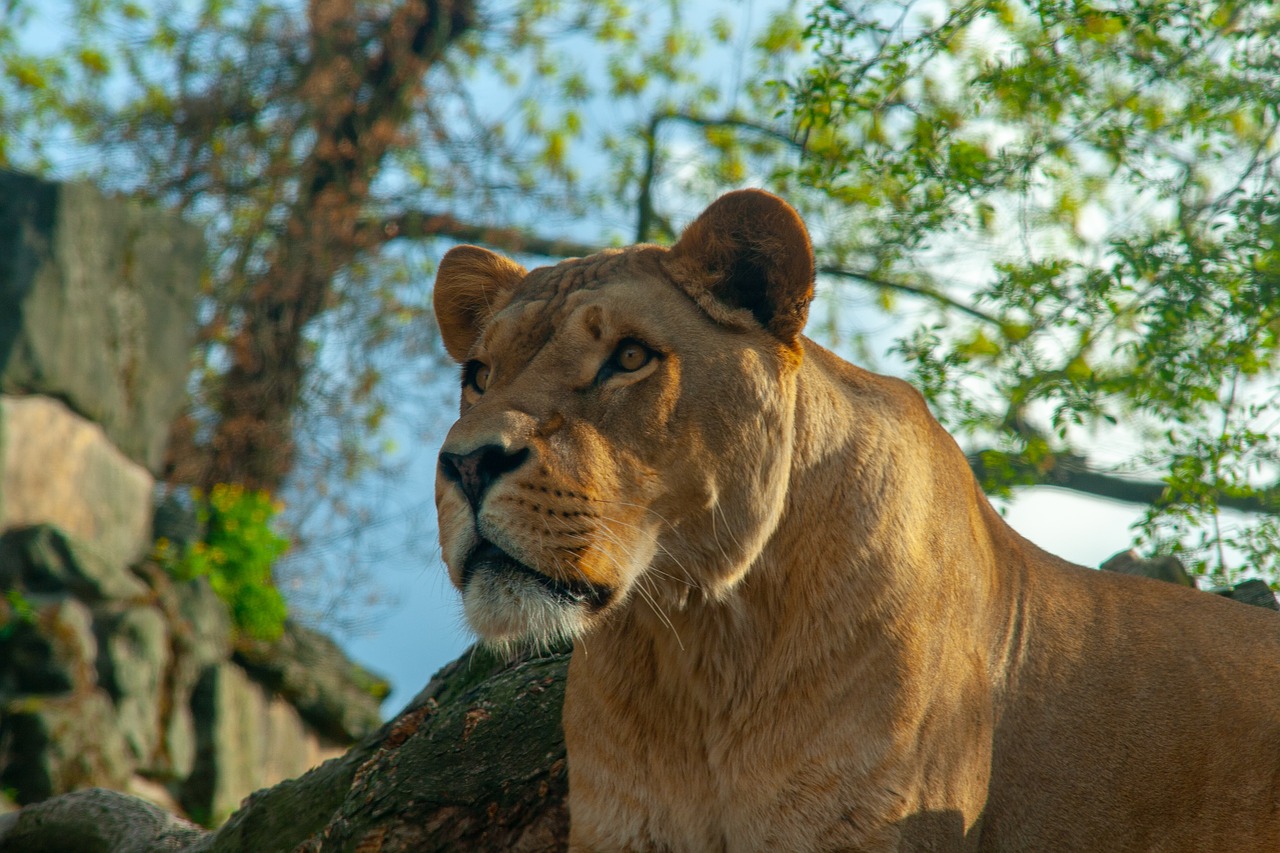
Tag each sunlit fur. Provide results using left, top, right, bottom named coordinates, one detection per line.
left=434, top=190, right=1280, bottom=852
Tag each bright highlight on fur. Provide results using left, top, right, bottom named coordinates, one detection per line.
left=434, top=190, right=1280, bottom=852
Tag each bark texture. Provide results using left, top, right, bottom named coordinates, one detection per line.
left=0, top=647, right=571, bottom=853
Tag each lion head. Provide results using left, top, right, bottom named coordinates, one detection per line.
left=433, top=190, right=815, bottom=650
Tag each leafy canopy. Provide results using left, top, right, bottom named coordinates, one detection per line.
left=791, top=0, right=1280, bottom=583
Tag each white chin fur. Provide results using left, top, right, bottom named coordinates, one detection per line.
left=463, top=569, right=587, bottom=655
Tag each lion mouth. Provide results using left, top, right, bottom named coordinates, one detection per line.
left=463, top=539, right=612, bottom=610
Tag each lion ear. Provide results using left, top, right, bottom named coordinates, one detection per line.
left=668, top=189, right=815, bottom=345
left=433, top=246, right=527, bottom=362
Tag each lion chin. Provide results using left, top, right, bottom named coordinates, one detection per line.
left=459, top=539, right=607, bottom=653
left=432, top=189, right=1280, bottom=853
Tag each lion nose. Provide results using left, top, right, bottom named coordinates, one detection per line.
left=438, top=444, right=530, bottom=511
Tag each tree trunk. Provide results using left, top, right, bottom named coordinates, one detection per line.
left=167, top=0, right=476, bottom=494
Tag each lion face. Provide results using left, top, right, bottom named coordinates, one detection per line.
left=433, top=191, right=815, bottom=649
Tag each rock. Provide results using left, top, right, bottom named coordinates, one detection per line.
left=183, top=662, right=346, bottom=824
left=156, top=577, right=233, bottom=780
left=0, top=595, right=98, bottom=696
left=0, top=524, right=147, bottom=602
left=0, top=646, right=571, bottom=852
left=0, top=691, right=133, bottom=805
left=0, top=397, right=155, bottom=570
left=1099, top=549, right=1195, bottom=587
left=201, top=645, right=569, bottom=853
left=163, top=701, right=199, bottom=784
left=1102, top=550, right=1279, bottom=610
left=152, top=493, right=205, bottom=554
left=0, top=172, right=204, bottom=473
left=98, top=607, right=170, bottom=766
left=1208, top=578, right=1279, bottom=610
left=174, top=578, right=232, bottom=671
left=233, top=620, right=388, bottom=743
left=0, top=787, right=207, bottom=853
left=127, top=775, right=186, bottom=816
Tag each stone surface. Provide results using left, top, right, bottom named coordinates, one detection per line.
left=0, top=646, right=571, bottom=853
left=0, top=787, right=207, bottom=853
left=173, top=577, right=232, bottom=671
left=0, top=595, right=98, bottom=697
left=0, top=171, right=204, bottom=473
left=152, top=493, right=205, bottom=554
left=98, top=607, right=170, bottom=766
left=1209, top=578, right=1279, bottom=610
left=234, top=620, right=388, bottom=743
left=1100, top=549, right=1195, bottom=587
left=0, top=691, right=133, bottom=805
left=183, top=662, right=346, bottom=823
left=1102, top=550, right=1279, bottom=610
left=158, top=577, right=233, bottom=780
left=127, top=775, right=186, bottom=816
left=0, top=398, right=155, bottom=571
left=200, top=646, right=570, bottom=853
left=0, top=523, right=148, bottom=602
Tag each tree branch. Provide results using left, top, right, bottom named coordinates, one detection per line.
left=817, top=265, right=1001, bottom=325
left=654, top=111, right=804, bottom=150
left=636, top=111, right=803, bottom=242
left=373, top=211, right=1002, bottom=326
left=374, top=210, right=602, bottom=259
left=967, top=451, right=1280, bottom=517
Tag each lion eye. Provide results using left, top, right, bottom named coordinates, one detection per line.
left=465, top=361, right=491, bottom=393
left=613, top=339, right=651, bottom=372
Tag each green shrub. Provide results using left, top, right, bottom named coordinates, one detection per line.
left=0, top=588, right=38, bottom=640
left=155, top=484, right=289, bottom=641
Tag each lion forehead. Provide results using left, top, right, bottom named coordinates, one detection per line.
left=483, top=249, right=677, bottom=356
left=517, top=247, right=666, bottom=303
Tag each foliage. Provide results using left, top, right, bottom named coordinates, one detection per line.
left=790, top=0, right=1280, bottom=583
left=0, top=587, right=38, bottom=641
left=155, top=484, right=289, bottom=641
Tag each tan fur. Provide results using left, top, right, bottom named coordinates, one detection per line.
left=433, top=190, right=1280, bottom=852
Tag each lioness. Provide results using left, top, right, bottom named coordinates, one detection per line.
left=433, top=190, right=1280, bottom=852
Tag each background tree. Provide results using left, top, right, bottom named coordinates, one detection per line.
left=0, top=0, right=809, bottom=627
left=789, top=0, right=1280, bottom=584
left=4, top=0, right=1277, bottom=622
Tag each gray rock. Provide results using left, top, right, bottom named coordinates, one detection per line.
left=174, top=577, right=232, bottom=670
left=0, top=595, right=97, bottom=697
left=147, top=576, right=232, bottom=781
left=0, top=690, right=132, bottom=804
left=1208, top=578, right=1279, bottom=610
left=1099, top=549, right=1195, bottom=587
left=162, top=702, right=198, bottom=783
left=234, top=620, right=388, bottom=743
left=0, top=524, right=147, bottom=602
left=0, top=787, right=207, bottom=853
left=153, top=493, right=205, bottom=554
left=0, top=396, right=155, bottom=570
left=99, top=607, right=170, bottom=766
left=183, top=662, right=345, bottom=824
left=0, top=172, right=204, bottom=473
